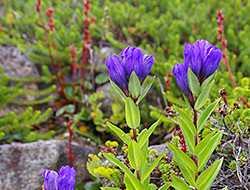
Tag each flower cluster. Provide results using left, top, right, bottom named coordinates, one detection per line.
left=42, top=165, right=76, bottom=190
left=106, top=47, right=155, bottom=92
left=173, top=40, right=222, bottom=100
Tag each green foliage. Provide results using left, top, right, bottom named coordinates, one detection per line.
left=0, top=107, right=53, bottom=142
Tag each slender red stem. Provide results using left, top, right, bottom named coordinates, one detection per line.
left=51, top=31, right=66, bottom=88
left=217, top=10, right=249, bottom=108
left=66, top=118, right=74, bottom=167
left=37, top=10, right=61, bottom=87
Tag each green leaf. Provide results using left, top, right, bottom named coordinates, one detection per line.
left=106, top=122, right=131, bottom=145
left=194, top=81, right=214, bottom=110
left=138, top=120, right=159, bottom=148
left=201, top=72, right=216, bottom=90
left=129, top=71, right=141, bottom=99
left=177, top=117, right=195, bottom=154
left=110, top=79, right=126, bottom=100
left=101, top=188, right=121, bottom=190
left=136, top=76, right=155, bottom=104
left=197, top=99, right=220, bottom=133
left=103, top=153, right=143, bottom=190
left=174, top=106, right=195, bottom=135
left=141, top=150, right=168, bottom=182
left=166, top=175, right=191, bottom=190
left=148, top=184, right=157, bottom=190
left=95, top=73, right=109, bottom=84
left=197, top=131, right=223, bottom=171
left=140, top=161, right=150, bottom=190
left=158, top=184, right=170, bottom=190
left=194, top=131, right=216, bottom=155
left=124, top=173, right=136, bottom=190
left=187, top=68, right=200, bottom=97
left=56, top=104, right=75, bottom=117
left=125, top=97, right=140, bottom=128
left=128, top=140, right=144, bottom=170
left=196, top=158, right=223, bottom=189
left=168, top=143, right=196, bottom=186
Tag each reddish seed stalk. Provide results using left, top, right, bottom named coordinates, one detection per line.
left=217, top=10, right=249, bottom=108
left=66, top=118, right=74, bottom=167
left=36, top=2, right=62, bottom=88
left=80, top=0, right=95, bottom=94
left=70, top=45, right=77, bottom=107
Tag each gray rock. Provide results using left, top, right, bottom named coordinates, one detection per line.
left=0, top=46, right=40, bottom=117
left=0, top=139, right=98, bottom=190
left=96, top=83, right=114, bottom=113
left=0, top=46, right=39, bottom=77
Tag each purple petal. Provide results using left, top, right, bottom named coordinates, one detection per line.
left=42, top=170, right=58, bottom=190
left=200, top=46, right=222, bottom=79
left=106, top=55, right=128, bottom=90
left=172, top=63, right=192, bottom=96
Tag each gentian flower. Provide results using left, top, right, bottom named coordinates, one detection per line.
left=120, top=47, right=155, bottom=82
left=106, top=55, right=128, bottom=90
left=106, top=47, right=155, bottom=92
left=58, top=165, right=76, bottom=190
left=173, top=39, right=222, bottom=104
left=42, top=166, right=76, bottom=190
left=183, top=40, right=222, bottom=83
left=42, top=170, right=58, bottom=190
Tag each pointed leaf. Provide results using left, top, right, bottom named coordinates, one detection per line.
left=177, top=117, right=195, bottom=154
left=197, top=131, right=223, bottom=171
left=101, top=188, right=121, bottom=190
left=141, top=150, right=168, bottom=182
left=194, top=131, right=216, bottom=155
left=125, top=97, right=140, bottom=128
left=174, top=106, right=196, bottom=135
left=129, top=71, right=141, bottom=99
left=197, top=99, right=220, bottom=133
left=124, top=173, right=136, bottom=190
left=128, top=140, right=144, bottom=170
left=201, top=72, right=216, bottom=90
left=194, top=81, right=214, bottom=110
left=103, top=153, right=143, bottom=190
left=138, top=120, right=159, bottom=148
left=166, top=175, right=191, bottom=190
left=187, top=68, right=200, bottom=97
left=158, top=184, right=170, bottom=190
left=107, top=122, right=131, bottom=145
left=110, top=79, right=127, bottom=100
left=136, top=76, right=155, bottom=104
left=199, top=158, right=223, bottom=190
left=168, top=143, right=196, bottom=186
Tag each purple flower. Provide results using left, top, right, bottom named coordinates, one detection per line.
left=58, top=166, right=76, bottom=190
left=106, top=55, right=128, bottom=90
left=173, top=39, right=222, bottom=101
left=42, top=170, right=58, bottom=190
left=120, top=47, right=155, bottom=82
left=183, top=40, right=222, bottom=83
left=106, top=47, right=155, bottom=91
left=42, top=166, right=76, bottom=190
left=172, top=63, right=191, bottom=97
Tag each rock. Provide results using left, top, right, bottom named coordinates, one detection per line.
left=0, top=139, right=98, bottom=190
left=93, top=47, right=115, bottom=67
left=149, top=143, right=174, bottom=159
left=0, top=46, right=40, bottom=117
left=96, top=83, right=114, bottom=113
left=0, top=46, right=39, bottom=77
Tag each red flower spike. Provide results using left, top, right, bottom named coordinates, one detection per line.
left=45, top=7, right=54, bottom=17
left=217, top=35, right=222, bottom=41
left=222, top=40, right=227, bottom=47
left=36, top=4, right=41, bottom=12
